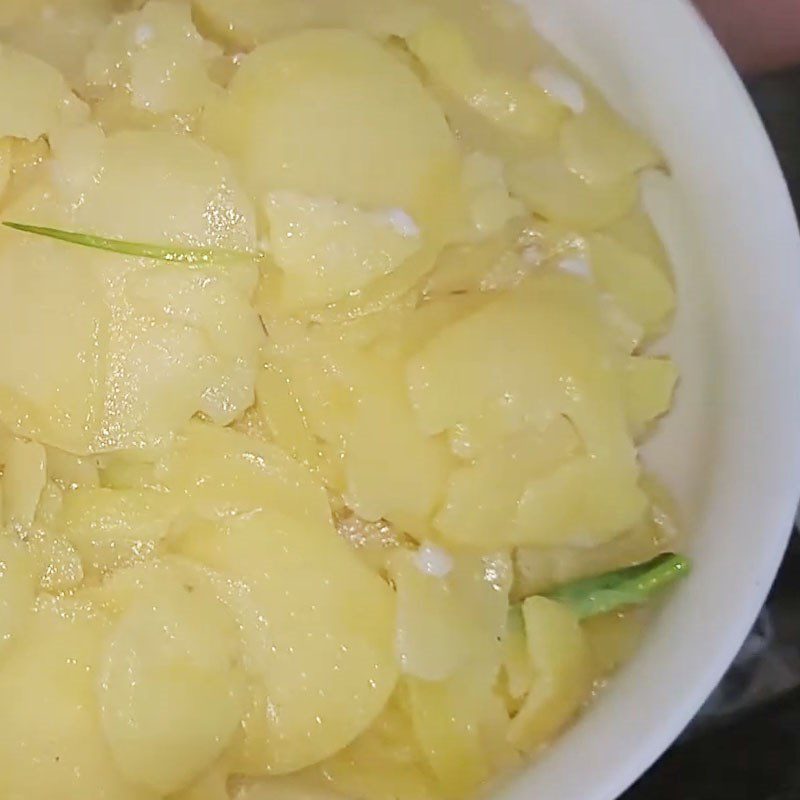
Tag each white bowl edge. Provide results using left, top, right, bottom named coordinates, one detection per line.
left=496, top=1, right=800, bottom=799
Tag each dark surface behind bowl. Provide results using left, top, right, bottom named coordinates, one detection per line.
left=623, top=67, right=800, bottom=800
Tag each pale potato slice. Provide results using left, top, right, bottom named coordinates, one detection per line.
left=587, top=233, right=676, bottom=336
left=408, top=275, right=646, bottom=546
left=178, top=510, right=398, bottom=775
left=204, top=29, right=461, bottom=236
left=192, top=0, right=427, bottom=54
left=407, top=18, right=565, bottom=141
left=46, top=446, right=100, bottom=491
left=0, top=45, right=88, bottom=140
left=583, top=610, right=647, bottom=676
left=507, top=597, right=593, bottom=751
left=25, top=528, right=85, bottom=593
left=344, top=360, right=453, bottom=538
left=264, top=191, right=422, bottom=309
left=560, top=99, right=662, bottom=184
left=59, top=487, right=178, bottom=578
left=459, top=152, right=525, bottom=241
left=157, top=420, right=332, bottom=529
left=506, top=156, right=638, bottom=229
left=255, top=363, right=321, bottom=471
left=86, top=1, right=222, bottom=117
left=0, top=0, right=113, bottom=87
left=0, top=131, right=261, bottom=453
left=316, top=692, right=441, bottom=800
left=434, top=419, right=580, bottom=548
left=513, top=455, right=648, bottom=547
left=624, top=356, right=679, bottom=436
left=98, top=563, right=246, bottom=795
left=0, top=138, right=10, bottom=201
left=2, top=436, right=46, bottom=528
left=407, top=659, right=500, bottom=797
left=392, top=549, right=510, bottom=681
left=0, top=596, right=153, bottom=800
left=0, top=535, right=35, bottom=655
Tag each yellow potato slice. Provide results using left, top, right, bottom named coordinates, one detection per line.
left=59, top=487, right=178, bottom=578
left=204, top=28, right=461, bottom=236
left=560, top=99, right=662, bottom=184
left=434, top=419, right=579, bottom=547
left=407, top=18, right=565, bottom=141
left=2, top=436, right=46, bottom=528
left=0, top=131, right=261, bottom=453
left=506, top=156, right=638, bottom=230
left=587, top=233, right=676, bottom=336
left=391, top=549, right=511, bottom=681
left=157, top=420, right=332, bottom=529
left=344, top=360, right=453, bottom=538
left=408, top=274, right=647, bottom=546
left=507, top=597, right=593, bottom=751
left=407, top=661, right=497, bottom=798
left=624, top=356, right=679, bottom=436
left=255, top=363, right=321, bottom=471
left=0, top=0, right=113, bottom=87
left=583, top=610, right=647, bottom=676
left=0, top=45, right=88, bottom=140
left=86, top=1, right=221, bottom=117
left=0, top=535, right=35, bottom=656
left=98, top=563, right=246, bottom=795
left=264, top=191, right=422, bottom=310
left=0, top=596, right=153, bottom=800
left=178, top=509, right=398, bottom=775
left=317, top=692, right=442, bottom=800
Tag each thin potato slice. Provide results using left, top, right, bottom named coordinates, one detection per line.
left=179, top=510, right=398, bottom=775
left=0, top=596, right=152, bottom=800
left=264, top=191, right=422, bottom=310
left=0, top=535, right=35, bottom=656
left=624, top=356, right=679, bottom=436
left=99, top=563, right=246, bottom=795
left=204, top=29, right=462, bottom=237
left=506, top=156, right=637, bottom=230
left=407, top=18, right=565, bottom=141
left=507, top=597, right=593, bottom=751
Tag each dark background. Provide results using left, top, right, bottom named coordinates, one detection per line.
left=622, top=69, right=800, bottom=800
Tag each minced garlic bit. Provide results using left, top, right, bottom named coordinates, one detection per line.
left=413, top=542, right=454, bottom=578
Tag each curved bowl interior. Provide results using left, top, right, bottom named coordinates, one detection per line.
left=495, top=1, right=800, bottom=798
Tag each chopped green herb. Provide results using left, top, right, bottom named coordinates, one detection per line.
left=544, top=553, right=690, bottom=620
left=2, top=221, right=262, bottom=266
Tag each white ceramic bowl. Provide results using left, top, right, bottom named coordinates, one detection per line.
left=497, top=1, right=800, bottom=798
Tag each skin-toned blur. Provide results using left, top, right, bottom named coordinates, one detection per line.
left=696, top=0, right=800, bottom=73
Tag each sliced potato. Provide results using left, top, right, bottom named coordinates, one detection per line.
left=506, top=156, right=637, bottom=230
left=587, top=233, right=676, bottom=336
left=204, top=28, right=461, bottom=237
left=317, top=692, right=441, bottom=800
left=407, top=660, right=497, bottom=798
left=178, top=510, right=398, bottom=775
left=59, top=487, right=178, bottom=578
left=560, top=99, right=662, bottom=184
left=0, top=596, right=153, bottom=800
left=407, top=18, right=565, bottom=141
left=264, top=191, right=422, bottom=310
left=0, top=46, right=88, bottom=140
left=624, top=356, right=679, bottom=436
left=86, top=1, right=221, bottom=117
left=157, top=420, right=332, bottom=528
left=344, top=360, right=453, bottom=538
left=99, top=563, right=246, bottom=795
left=0, top=535, right=35, bottom=656
left=2, top=436, right=46, bottom=528
left=507, top=597, right=593, bottom=751
left=392, top=549, right=510, bottom=681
